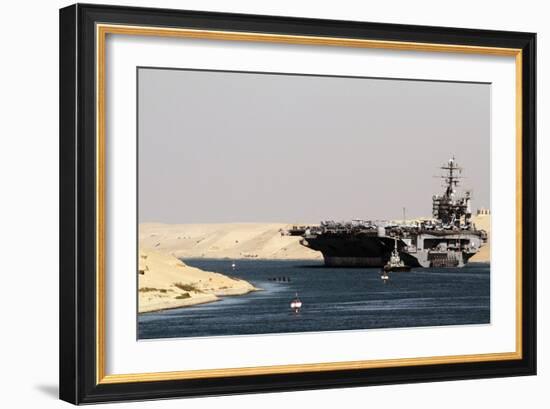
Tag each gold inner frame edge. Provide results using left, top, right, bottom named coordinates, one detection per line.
left=95, top=23, right=523, bottom=385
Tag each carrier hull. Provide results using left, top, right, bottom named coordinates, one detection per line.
left=301, top=232, right=484, bottom=268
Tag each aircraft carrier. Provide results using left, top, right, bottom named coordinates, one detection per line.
left=284, top=158, right=487, bottom=268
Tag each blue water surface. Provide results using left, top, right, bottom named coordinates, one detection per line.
left=138, top=259, right=490, bottom=339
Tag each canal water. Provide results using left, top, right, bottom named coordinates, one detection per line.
left=138, top=258, right=490, bottom=340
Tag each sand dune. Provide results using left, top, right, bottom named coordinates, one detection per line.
left=138, top=248, right=258, bottom=313
left=139, top=223, right=322, bottom=261
left=472, top=214, right=491, bottom=232
left=470, top=214, right=491, bottom=263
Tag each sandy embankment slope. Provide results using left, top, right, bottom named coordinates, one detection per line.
left=469, top=214, right=491, bottom=263
left=139, top=223, right=322, bottom=260
left=138, top=248, right=258, bottom=313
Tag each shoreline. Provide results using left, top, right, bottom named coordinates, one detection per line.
left=179, top=255, right=491, bottom=266
left=139, top=288, right=261, bottom=314
left=138, top=248, right=259, bottom=314
left=139, top=255, right=490, bottom=315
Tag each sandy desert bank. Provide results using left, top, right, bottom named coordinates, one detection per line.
left=138, top=248, right=258, bottom=313
left=139, top=222, right=322, bottom=261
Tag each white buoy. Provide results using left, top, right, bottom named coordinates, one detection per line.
left=290, top=293, right=302, bottom=313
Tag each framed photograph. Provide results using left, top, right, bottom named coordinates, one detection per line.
left=59, top=3, right=536, bottom=404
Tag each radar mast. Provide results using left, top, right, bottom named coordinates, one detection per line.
left=432, top=157, right=472, bottom=227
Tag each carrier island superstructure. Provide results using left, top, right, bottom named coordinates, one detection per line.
left=284, top=158, right=487, bottom=268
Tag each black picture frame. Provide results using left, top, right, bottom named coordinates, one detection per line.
left=60, top=3, right=536, bottom=404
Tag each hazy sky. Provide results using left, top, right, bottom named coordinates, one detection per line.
left=138, top=68, right=490, bottom=224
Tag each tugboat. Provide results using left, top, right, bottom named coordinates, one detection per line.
left=383, top=238, right=411, bottom=272
left=290, top=293, right=302, bottom=313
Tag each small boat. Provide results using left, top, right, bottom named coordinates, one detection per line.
left=290, top=292, right=302, bottom=313
left=383, top=238, right=411, bottom=272
left=380, top=271, right=390, bottom=282
left=231, top=262, right=236, bottom=270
